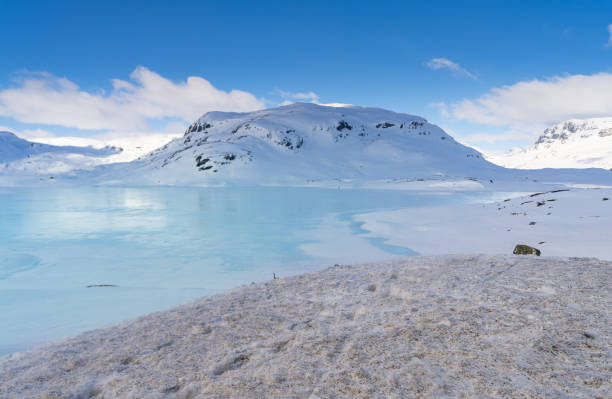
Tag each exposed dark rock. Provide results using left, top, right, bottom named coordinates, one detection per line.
left=276, top=136, right=303, bottom=150
left=513, top=244, right=541, bottom=256
left=336, top=120, right=352, bottom=131
left=195, top=155, right=210, bottom=167
left=529, top=189, right=569, bottom=198
left=224, top=153, right=236, bottom=161
left=375, top=122, right=395, bottom=129
left=407, top=121, right=424, bottom=128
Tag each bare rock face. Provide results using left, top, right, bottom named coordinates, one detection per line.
left=1, top=255, right=610, bottom=398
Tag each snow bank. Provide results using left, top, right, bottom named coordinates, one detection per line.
left=1, top=255, right=610, bottom=398
left=356, top=188, right=612, bottom=260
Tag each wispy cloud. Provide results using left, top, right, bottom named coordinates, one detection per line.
left=451, top=73, right=612, bottom=130
left=0, top=67, right=265, bottom=131
left=426, top=58, right=476, bottom=80
left=276, top=89, right=319, bottom=105
left=606, top=24, right=612, bottom=47
left=458, top=130, right=537, bottom=145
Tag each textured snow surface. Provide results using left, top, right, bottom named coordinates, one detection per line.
left=1, top=255, right=610, bottom=398
left=489, top=118, right=612, bottom=169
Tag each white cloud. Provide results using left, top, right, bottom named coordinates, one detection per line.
left=606, top=24, right=612, bottom=47
left=426, top=58, right=476, bottom=80
left=0, top=67, right=265, bottom=131
left=457, top=130, right=537, bottom=145
left=451, top=73, right=612, bottom=130
left=276, top=89, right=319, bottom=105
left=0, top=125, right=57, bottom=139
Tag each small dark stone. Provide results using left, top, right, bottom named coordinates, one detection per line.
left=513, top=244, right=541, bottom=256
left=162, top=384, right=180, bottom=394
left=529, top=221, right=536, bottom=225
left=582, top=331, right=595, bottom=339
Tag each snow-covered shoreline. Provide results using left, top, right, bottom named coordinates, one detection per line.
left=356, top=187, right=612, bottom=260
left=1, top=254, right=610, bottom=398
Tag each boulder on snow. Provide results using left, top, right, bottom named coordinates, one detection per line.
left=513, top=244, right=541, bottom=256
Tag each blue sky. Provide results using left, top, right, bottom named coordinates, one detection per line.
left=1, top=0, right=612, bottom=152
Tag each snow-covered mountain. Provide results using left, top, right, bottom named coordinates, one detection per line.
left=488, top=118, right=612, bottom=170
left=0, top=131, right=122, bottom=175
left=91, top=103, right=502, bottom=185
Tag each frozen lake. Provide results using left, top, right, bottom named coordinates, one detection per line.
left=1, top=187, right=492, bottom=355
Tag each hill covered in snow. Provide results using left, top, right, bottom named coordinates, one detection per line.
left=488, top=118, right=612, bottom=170
left=0, top=131, right=122, bottom=176
left=90, top=103, right=503, bottom=186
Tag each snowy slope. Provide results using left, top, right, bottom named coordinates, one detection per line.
left=0, top=131, right=122, bottom=175
left=92, top=103, right=502, bottom=185
left=489, top=118, right=612, bottom=169
left=29, top=133, right=181, bottom=164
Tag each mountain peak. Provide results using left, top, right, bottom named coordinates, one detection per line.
left=95, top=103, right=498, bottom=186
left=489, top=117, right=612, bottom=169
left=535, top=117, right=612, bottom=145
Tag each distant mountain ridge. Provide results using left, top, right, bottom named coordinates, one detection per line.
left=91, top=102, right=502, bottom=185
left=0, top=131, right=122, bottom=175
left=0, top=131, right=121, bottom=163
left=488, top=118, right=612, bottom=170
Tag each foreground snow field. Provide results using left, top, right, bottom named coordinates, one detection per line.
left=356, top=188, right=612, bottom=260
left=1, top=255, right=610, bottom=398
